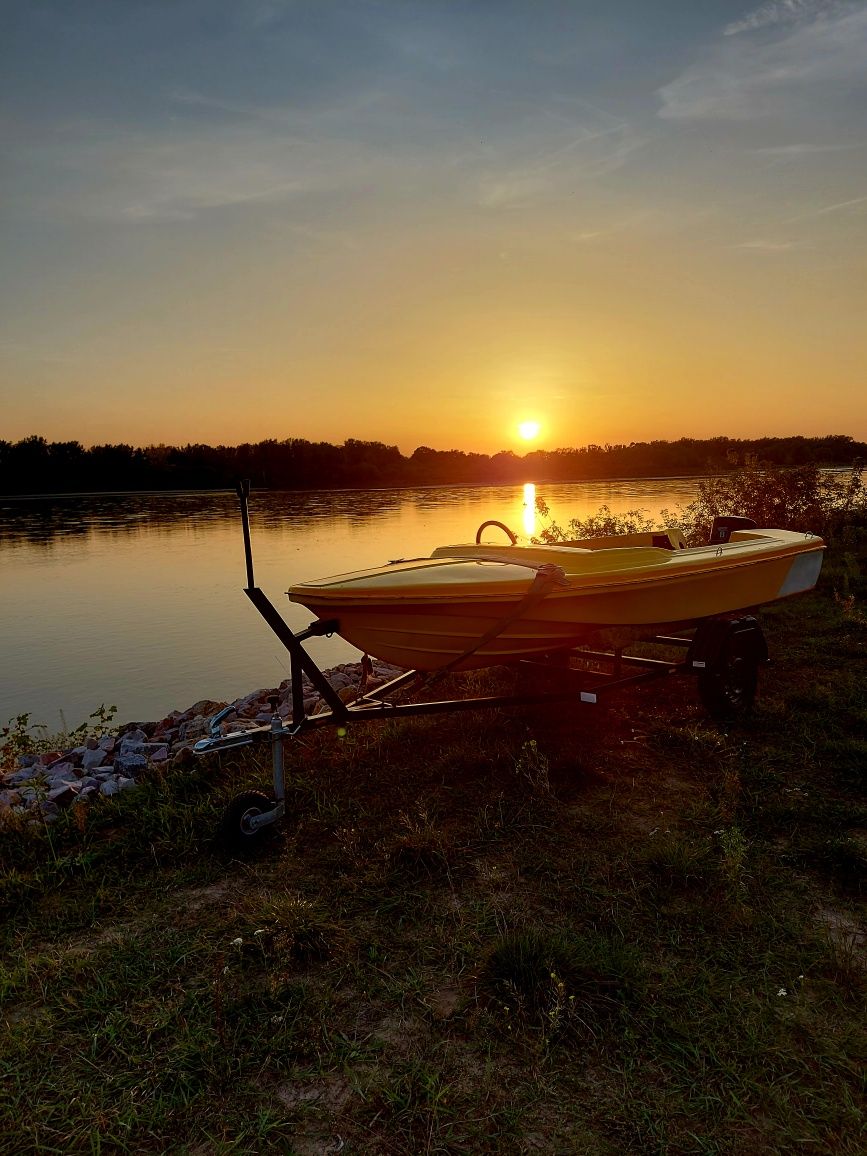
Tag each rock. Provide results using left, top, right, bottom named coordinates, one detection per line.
left=185, top=700, right=227, bottom=718
left=118, top=740, right=167, bottom=757
left=172, top=746, right=195, bottom=769
left=98, top=735, right=116, bottom=753
left=81, top=748, right=107, bottom=771
left=113, top=753, right=147, bottom=776
left=85, top=736, right=99, bottom=751
left=45, top=760, right=77, bottom=778
left=149, top=746, right=169, bottom=763
left=17, top=754, right=38, bottom=768
left=121, top=728, right=148, bottom=745
left=46, top=774, right=79, bottom=792
left=178, top=716, right=210, bottom=743
left=48, top=783, right=79, bottom=807
left=100, top=779, right=120, bottom=797
left=39, top=750, right=63, bottom=766
left=116, top=776, right=137, bottom=793
left=78, top=776, right=99, bottom=790
left=5, top=768, right=39, bottom=786
left=0, top=789, right=21, bottom=809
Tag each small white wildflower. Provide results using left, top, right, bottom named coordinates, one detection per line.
left=777, top=988, right=787, bottom=997
left=253, top=928, right=266, bottom=936
left=230, top=937, right=243, bottom=947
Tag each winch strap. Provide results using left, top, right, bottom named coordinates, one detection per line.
left=434, top=563, right=570, bottom=678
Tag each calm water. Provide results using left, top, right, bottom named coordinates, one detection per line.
left=0, top=478, right=703, bottom=727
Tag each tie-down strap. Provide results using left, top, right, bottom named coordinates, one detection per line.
left=435, top=561, right=571, bottom=677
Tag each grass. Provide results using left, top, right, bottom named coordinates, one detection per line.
left=1, top=545, right=866, bottom=1153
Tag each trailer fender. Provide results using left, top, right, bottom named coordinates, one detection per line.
left=687, top=616, right=768, bottom=673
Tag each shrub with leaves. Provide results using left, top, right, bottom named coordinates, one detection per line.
left=536, top=463, right=866, bottom=548
left=670, top=462, right=866, bottom=545
left=534, top=499, right=655, bottom=544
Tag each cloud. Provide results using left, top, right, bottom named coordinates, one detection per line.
left=782, top=193, right=867, bottom=221
left=751, top=141, right=856, bottom=160
left=733, top=238, right=803, bottom=249
left=724, top=0, right=840, bottom=37
left=473, top=106, right=641, bottom=209
left=658, top=2, right=867, bottom=120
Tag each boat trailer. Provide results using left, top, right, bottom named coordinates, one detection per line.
left=195, top=482, right=768, bottom=849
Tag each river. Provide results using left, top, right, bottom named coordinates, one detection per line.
left=0, top=477, right=704, bottom=727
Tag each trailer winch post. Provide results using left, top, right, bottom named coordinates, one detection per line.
left=237, top=479, right=256, bottom=591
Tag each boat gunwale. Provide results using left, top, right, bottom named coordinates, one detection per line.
left=288, top=539, right=825, bottom=607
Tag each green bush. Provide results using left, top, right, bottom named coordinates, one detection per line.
left=535, top=464, right=866, bottom=547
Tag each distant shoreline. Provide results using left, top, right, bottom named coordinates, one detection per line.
left=0, top=465, right=854, bottom=504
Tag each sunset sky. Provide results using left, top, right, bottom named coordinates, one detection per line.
left=1, top=0, right=865, bottom=454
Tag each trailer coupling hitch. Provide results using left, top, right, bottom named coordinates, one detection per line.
left=193, top=704, right=257, bottom=755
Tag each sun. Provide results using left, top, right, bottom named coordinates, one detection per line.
left=518, top=420, right=541, bottom=441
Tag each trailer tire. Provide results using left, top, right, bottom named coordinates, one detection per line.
left=697, top=638, right=758, bottom=719
left=219, top=790, right=276, bottom=854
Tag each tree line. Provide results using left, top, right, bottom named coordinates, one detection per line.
left=1, top=433, right=863, bottom=495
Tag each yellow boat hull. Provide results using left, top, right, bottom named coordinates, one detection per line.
left=287, top=529, right=824, bottom=671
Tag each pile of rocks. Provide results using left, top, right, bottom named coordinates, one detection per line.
left=0, top=658, right=404, bottom=825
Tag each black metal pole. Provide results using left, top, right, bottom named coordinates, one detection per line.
left=236, top=479, right=255, bottom=591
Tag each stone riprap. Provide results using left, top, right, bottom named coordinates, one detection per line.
left=0, top=659, right=404, bottom=825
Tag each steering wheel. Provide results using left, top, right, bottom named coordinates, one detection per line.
left=475, top=519, right=518, bottom=545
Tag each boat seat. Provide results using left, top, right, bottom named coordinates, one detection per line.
left=568, top=527, right=688, bottom=551
left=661, top=527, right=688, bottom=550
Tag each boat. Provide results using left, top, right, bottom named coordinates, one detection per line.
left=286, top=522, right=825, bottom=672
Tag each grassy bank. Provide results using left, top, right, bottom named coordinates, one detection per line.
left=1, top=545, right=865, bottom=1154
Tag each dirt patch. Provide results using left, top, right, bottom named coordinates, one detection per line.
left=372, top=1012, right=425, bottom=1058
left=274, top=1074, right=353, bottom=1155
left=2, top=1003, right=48, bottom=1028
left=425, top=983, right=462, bottom=1020
left=816, top=904, right=867, bottom=967
left=176, top=880, right=237, bottom=911
left=275, top=1073, right=353, bottom=1114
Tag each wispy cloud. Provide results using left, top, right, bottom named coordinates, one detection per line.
left=473, top=107, right=641, bottom=209
left=751, top=141, right=857, bottom=161
left=733, top=237, right=803, bottom=250
left=724, top=0, right=840, bottom=37
left=782, top=193, right=867, bottom=221
left=658, top=2, right=867, bottom=120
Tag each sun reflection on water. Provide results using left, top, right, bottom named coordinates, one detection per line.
left=522, top=482, right=536, bottom=537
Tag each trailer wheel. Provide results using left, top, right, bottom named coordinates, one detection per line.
left=219, top=790, right=276, bottom=854
left=697, top=641, right=758, bottom=719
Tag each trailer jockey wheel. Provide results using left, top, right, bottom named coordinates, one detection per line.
left=697, top=633, right=759, bottom=720
left=219, top=790, right=276, bottom=854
